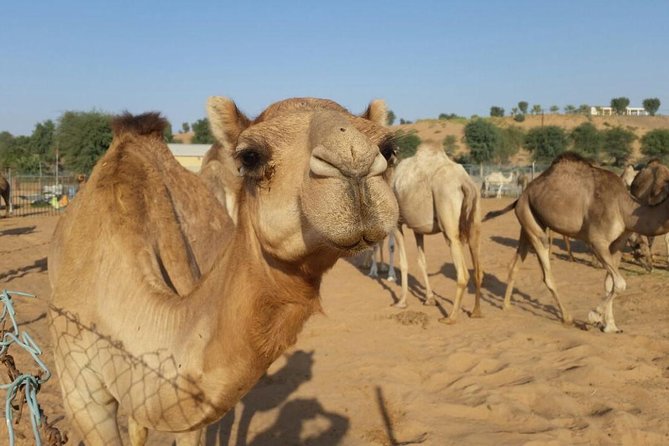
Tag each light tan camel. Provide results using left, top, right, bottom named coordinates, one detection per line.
left=621, top=163, right=639, bottom=188
left=47, top=97, right=399, bottom=445
left=484, top=152, right=669, bottom=333
left=0, top=173, right=12, bottom=216
left=630, top=159, right=669, bottom=267
left=391, top=144, right=483, bottom=323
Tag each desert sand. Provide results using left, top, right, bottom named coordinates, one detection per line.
left=1, top=197, right=668, bottom=445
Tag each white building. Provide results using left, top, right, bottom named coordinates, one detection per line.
left=167, top=143, right=211, bottom=172
left=590, top=106, right=649, bottom=116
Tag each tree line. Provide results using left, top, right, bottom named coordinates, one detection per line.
left=0, top=112, right=215, bottom=175
left=489, top=97, right=661, bottom=119
left=392, top=118, right=669, bottom=167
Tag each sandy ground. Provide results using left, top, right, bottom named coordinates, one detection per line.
left=1, top=198, right=669, bottom=445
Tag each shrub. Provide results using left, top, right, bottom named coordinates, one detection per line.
left=523, top=126, right=568, bottom=161
left=641, top=129, right=669, bottom=158
left=394, top=130, right=421, bottom=159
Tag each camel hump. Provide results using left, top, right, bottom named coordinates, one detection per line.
left=551, top=151, right=591, bottom=166
left=111, top=112, right=168, bottom=138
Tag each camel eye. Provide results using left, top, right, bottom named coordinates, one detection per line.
left=237, top=148, right=263, bottom=170
left=379, top=143, right=397, bottom=163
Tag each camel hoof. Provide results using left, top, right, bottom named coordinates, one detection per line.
left=423, top=297, right=436, bottom=306
left=562, top=317, right=574, bottom=327
left=392, top=302, right=407, bottom=309
left=602, top=325, right=623, bottom=334
left=470, top=310, right=483, bottom=319
left=386, top=275, right=396, bottom=282
left=587, top=310, right=603, bottom=325
left=502, top=303, right=513, bottom=311
left=438, top=317, right=456, bottom=325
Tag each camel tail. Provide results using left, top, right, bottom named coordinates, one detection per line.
left=459, top=181, right=480, bottom=242
left=482, top=200, right=518, bottom=222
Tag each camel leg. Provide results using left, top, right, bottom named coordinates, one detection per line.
left=564, top=235, right=575, bottom=262
left=60, top=375, right=123, bottom=445
left=129, top=418, right=149, bottom=446
left=392, top=226, right=410, bottom=308
left=588, top=240, right=627, bottom=333
left=547, top=229, right=553, bottom=258
left=368, top=244, right=379, bottom=278
left=387, top=231, right=397, bottom=281
left=503, top=230, right=530, bottom=309
left=468, top=223, right=483, bottom=318
left=528, top=231, right=573, bottom=325
left=175, top=429, right=203, bottom=446
left=414, top=232, right=435, bottom=306
left=438, top=235, right=469, bottom=324
left=665, top=233, right=669, bottom=264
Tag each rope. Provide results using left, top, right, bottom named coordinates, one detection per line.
left=1, top=289, right=65, bottom=446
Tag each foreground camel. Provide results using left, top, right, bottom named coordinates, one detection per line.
left=630, top=159, right=669, bottom=267
left=48, top=97, right=399, bottom=445
left=0, top=173, right=12, bottom=216
left=392, top=144, right=483, bottom=323
left=485, top=152, right=669, bottom=333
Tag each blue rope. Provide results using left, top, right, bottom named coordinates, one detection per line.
left=1, top=290, right=51, bottom=446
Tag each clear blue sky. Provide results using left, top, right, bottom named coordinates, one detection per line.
left=2, top=0, right=668, bottom=135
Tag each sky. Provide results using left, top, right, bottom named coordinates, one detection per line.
left=2, top=0, right=668, bottom=136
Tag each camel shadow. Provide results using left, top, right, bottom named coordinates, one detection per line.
left=0, top=225, right=36, bottom=236
left=0, top=257, right=47, bottom=282
left=375, top=386, right=428, bottom=446
left=205, top=350, right=349, bottom=446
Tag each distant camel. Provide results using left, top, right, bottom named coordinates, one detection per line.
left=485, top=152, right=669, bottom=333
left=516, top=172, right=529, bottom=194
left=482, top=171, right=515, bottom=198
left=629, top=159, right=669, bottom=268
left=621, top=164, right=638, bottom=188
left=47, top=97, right=399, bottom=444
left=0, top=174, right=12, bottom=217
left=392, top=144, right=482, bottom=323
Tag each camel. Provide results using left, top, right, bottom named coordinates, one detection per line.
left=621, top=163, right=639, bottom=188
left=516, top=171, right=529, bottom=194
left=47, top=97, right=399, bottom=445
left=0, top=173, right=12, bottom=216
left=482, top=170, right=515, bottom=198
left=365, top=233, right=397, bottom=281
left=629, top=159, right=669, bottom=268
left=391, top=144, right=483, bottom=323
left=484, top=152, right=669, bottom=333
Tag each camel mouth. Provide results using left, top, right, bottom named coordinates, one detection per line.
left=332, top=238, right=370, bottom=254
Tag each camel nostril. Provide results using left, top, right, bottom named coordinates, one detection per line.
left=339, top=128, right=346, bottom=132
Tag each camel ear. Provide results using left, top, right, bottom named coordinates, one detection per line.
left=207, top=97, right=251, bottom=149
left=361, top=99, right=388, bottom=126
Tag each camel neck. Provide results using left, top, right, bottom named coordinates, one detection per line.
left=621, top=193, right=669, bottom=236
left=190, top=202, right=324, bottom=373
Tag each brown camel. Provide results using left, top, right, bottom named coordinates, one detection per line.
left=485, top=152, right=669, bottom=333
left=391, top=144, right=483, bottom=323
left=621, top=163, right=638, bottom=188
left=0, top=173, right=12, bottom=216
left=47, top=97, right=399, bottom=445
left=629, top=159, right=669, bottom=267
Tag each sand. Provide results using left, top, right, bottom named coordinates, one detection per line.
left=1, top=198, right=668, bottom=445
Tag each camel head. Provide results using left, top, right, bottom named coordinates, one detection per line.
left=207, top=97, right=399, bottom=264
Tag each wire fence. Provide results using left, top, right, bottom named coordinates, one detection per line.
left=461, top=163, right=550, bottom=198
left=2, top=170, right=81, bottom=218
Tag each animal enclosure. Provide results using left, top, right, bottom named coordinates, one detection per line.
left=2, top=173, right=80, bottom=217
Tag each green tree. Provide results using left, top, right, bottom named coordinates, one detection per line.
left=163, top=122, right=174, bottom=143
left=56, top=111, right=114, bottom=174
left=513, top=113, right=526, bottom=122
left=642, top=98, right=661, bottom=116
left=523, top=126, right=567, bottom=161
left=181, top=122, right=191, bottom=133
left=490, top=106, right=505, bottom=117
left=442, top=134, right=458, bottom=155
left=641, top=129, right=669, bottom=159
left=29, top=120, right=56, bottom=159
left=496, top=126, right=524, bottom=164
left=518, top=101, right=528, bottom=115
left=531, top=104, right=543, bottom=115
left=610, top=97, right=630, bottom=115
left=570, top=122, right=602, bottom=158
left=464, top=119, right=501, bottom=163
left=577, top=104, right=590, bottom=115
left=191, top=118, right=214, bottom=144
left=564, top=105, right=576, bottom=114
left=601, top=127, right=635, bottom=166
left=386, top=110, right=396, bottom=126
left=394, top=130, right=421, bottom=159
left=549, top=105, right=559, bottom=113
